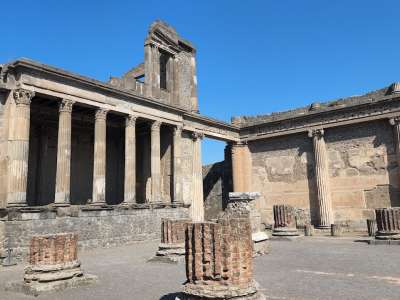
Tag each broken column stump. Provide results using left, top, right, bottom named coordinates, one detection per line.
left=330, top=224, right=343, bottom=237
left=375, top=208, right=400, bottom=240
left=366, top=219, right=377, bottom=237
left=228, top=192, right=269, bottom=256
left=304, top=223, right=314, bottom=236
left=272, top=205, right=299, bottom=237
left=178, top=211, right=266, bottom=300
left=5, top=233, right=96, bottom=296
left=150, top=218, right=190, bottom=263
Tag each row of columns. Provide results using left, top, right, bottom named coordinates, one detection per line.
left=6, top=89, right=204, bottom=212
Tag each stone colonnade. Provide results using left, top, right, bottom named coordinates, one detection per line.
left=5, top=88, right=204, bottom=219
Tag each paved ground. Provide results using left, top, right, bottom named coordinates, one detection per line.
left=0, top=236, right=399, bottom=300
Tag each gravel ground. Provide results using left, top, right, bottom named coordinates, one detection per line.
left=0, top=236, right=399, bottom=300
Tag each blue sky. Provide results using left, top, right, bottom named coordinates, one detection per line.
left=1, top=1, right=399, bottom=164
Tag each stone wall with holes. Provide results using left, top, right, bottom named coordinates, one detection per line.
left=248, top=120, right=399, bottom=229
left=2, top=206, right=189, bottom=261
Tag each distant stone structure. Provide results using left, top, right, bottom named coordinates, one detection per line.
left=179, top=211, right=266, bottom=299
left=272, top=205, right=299, bottom=237
left=228, top=192, right=269, bottom=255
left=5, top=233, right=96, bottom=296
left=375, top=208, right=400, bottom=240
left=151, top=218, right=190, bottom=263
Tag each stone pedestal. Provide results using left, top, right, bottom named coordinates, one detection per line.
left=331, top=224, right=343, bottom=237
left=150, top=218, right=190, bottom=263
left=5, top=233, right=96, bottom=296
left=375, top=208, right=400, bottom=240
left=304, top=224, right=314, bottom=236
left=366, top=219, right=377, bottom=237
left=272, top=205, right=299, bottom=236
left=178, top=211, right=266, bottom=300
left=228, top=192, right=269, bottom=256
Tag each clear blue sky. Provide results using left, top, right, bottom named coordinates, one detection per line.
left=1, top=1, right=399, bottom=164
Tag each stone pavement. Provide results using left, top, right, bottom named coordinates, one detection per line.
left=0, top=236, right=399, bottom=300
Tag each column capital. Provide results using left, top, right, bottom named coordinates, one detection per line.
left=232, top=141, right=248, bottom=148
left=126, top=114, right=138, bottom=127
left=389, top=116, right=400, bottom=126
left=13, top=88, right=35, bottom=105
left=151, top=120, right=161, bottom=131
left=95, top=108, right=108, bottom=121
left=308, top=128, right=324, bottom=138
left=173, top=125, right=183, bottom=136
left=59, top=99, right=74, bottom=113
left=191, top=131, right=204, bottom=141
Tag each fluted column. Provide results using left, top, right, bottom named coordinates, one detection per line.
left=309, top=128, right=334, bottom=228
left=173, top=125, right=183, bottom=203
left=7, top=89, right=35, bottom=207
left=123, top=115, right=137, bottom=205
left=191, top=132, right=204, bottom=222
left=151, top=121, right=161, bottom=203
left=54, top=99, right=74, bottom=206
left=231, top=142, right=252, bottom=192
left=92, top=108, right=108, bottom=205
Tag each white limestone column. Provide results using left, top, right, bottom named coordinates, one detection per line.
left=54, top=99, right=74, bottom=206
left=151, top=121, right=161, bottom=203
left=123, top=114, right=137, bottom=205
left=231, top=142, right=252, bottom=192
left=173, top=125, right=183, bottom=203
left=191, top=132, right=204, bottom=222
left=7, top=89, right=35, bottom=207
left=308, top=128, right=334, bottom=228
left=92, top=108, right=108, bottom=205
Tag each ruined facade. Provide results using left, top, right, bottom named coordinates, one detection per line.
left=229, top=83, right=400, bottom=229
left=0, top=21, right=239, bottom=257
left=1, top=20, right=400, bottom=258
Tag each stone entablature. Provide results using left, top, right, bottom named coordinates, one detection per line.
left=237, top=85, right=400, bottom=141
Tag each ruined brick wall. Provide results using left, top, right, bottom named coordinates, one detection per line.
left=161, top=218, right=190, bottom=244
left=248, top=119, right=399, bottom=228
left=3, top=207, right=188, bottom=260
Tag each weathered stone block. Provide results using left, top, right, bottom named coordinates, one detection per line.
left=375, top=208, right=400, bottom=240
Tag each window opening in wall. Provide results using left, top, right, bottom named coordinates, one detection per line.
left=160, top=51, right=170, bottom=90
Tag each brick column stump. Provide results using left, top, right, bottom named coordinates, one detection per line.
left=177, top=211, right=266, bottom=300
left=5, top=233, right=96, bottom=296
left=228, top=192, right=270, bottom=256
left=375, top=208, right=400, bottom=240
left=272, top=205, right=299, bottom=237
left=149, top=218, right=190, bottom=263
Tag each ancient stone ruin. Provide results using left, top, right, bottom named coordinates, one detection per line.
left=5, top=233, right=96, bottom=296
left=227, top=192, right=269, bottom=255
left=375, top=208, right=400, bottom=240
left=178, top=211, right=266, bottom=300
left=272, top=205, right=299, bottom=237
left=150, top=218, right=190, bottom=263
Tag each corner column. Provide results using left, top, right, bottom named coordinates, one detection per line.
left=151, top=121, right=161, bottom=203
left=191, top=132, right=204, bottom=222
left=92, top=108, right=108, bottom=205
left=308, top=128, right=334, bottom=228
left=54, top=99, right=74, bottom=206
left=173, top=125, right=183, bottom=203
left=7, top=89, right=35, bottom=207
left=389, top=117, right=400, bottom=185
left=231, top=141, right=252, bottom=192
left=123, top=115, right=137, bottom=205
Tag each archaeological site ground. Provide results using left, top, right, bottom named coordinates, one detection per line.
left=0, top=20, right=400, bottom=300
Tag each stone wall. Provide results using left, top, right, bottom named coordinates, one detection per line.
left=248, top=119, right=399, bottom=229
left=2, top=206, right=188, bottom=260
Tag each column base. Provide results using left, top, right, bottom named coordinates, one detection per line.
left=52, top=203, right=71, bottom=208
left=6, top=203, right=27, bottom=208
left=376, top=231, right=400, bottom=240
left=272, top=227, right=299, bottom=237
left=315, top=224, right=332, bottom=229
left=90, top=202, right=107, bottom=207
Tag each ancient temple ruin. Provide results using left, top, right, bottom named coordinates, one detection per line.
left=1, top=20, right=400, bottom=257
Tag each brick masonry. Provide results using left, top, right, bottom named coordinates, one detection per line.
left=1, top=206, right=189, bottom=261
